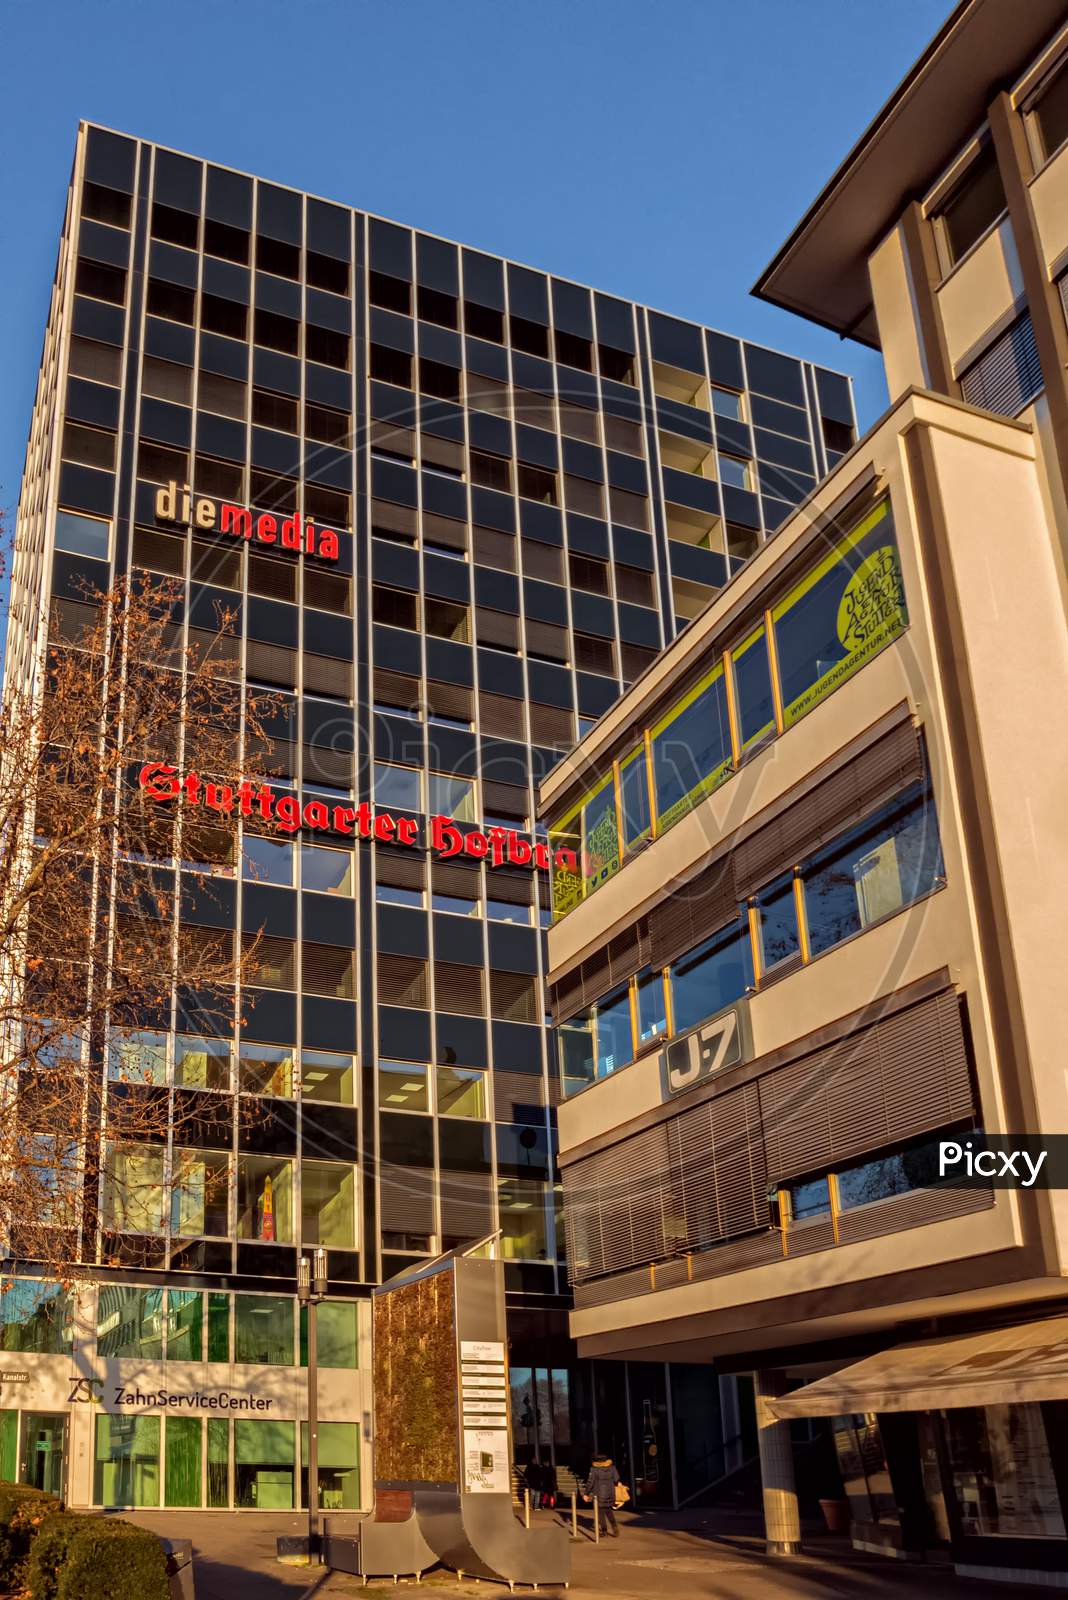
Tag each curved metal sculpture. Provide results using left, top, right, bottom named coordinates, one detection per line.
left=328, top=1245, right=570, bottom=1588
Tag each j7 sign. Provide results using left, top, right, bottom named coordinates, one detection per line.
left=138, top=764, right=578, bottom=874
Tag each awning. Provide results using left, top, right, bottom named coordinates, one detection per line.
left=768, top=1315, right=1068, bottom=1419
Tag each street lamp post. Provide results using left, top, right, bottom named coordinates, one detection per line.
left=297, top=1246, right=328, bottom=1563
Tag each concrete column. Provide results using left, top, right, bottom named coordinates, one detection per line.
left=752, top=1369, right=802, bottom=1556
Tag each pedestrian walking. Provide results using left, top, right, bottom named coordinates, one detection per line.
left=583, top=1452, right=621, bottom=1537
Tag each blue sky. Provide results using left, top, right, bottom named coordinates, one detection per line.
left=1, top=0, right=951, bottom=583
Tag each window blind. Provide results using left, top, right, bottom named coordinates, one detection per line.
left=960, top=313, right=1043, bottom=416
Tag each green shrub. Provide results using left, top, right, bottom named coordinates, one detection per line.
left=26, top=1511, right=91, bottom=1600
left=0, top=1482, right=60, bottom=1590
left=55, top=1518, right=169, bottom=1600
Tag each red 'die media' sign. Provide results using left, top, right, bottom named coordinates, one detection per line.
left=155, top=482, right=342, bottom=563
left=139, top=764, right=577, bottom=873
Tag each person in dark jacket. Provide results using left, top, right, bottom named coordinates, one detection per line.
left=583, top=1454, right=621, bottom=1537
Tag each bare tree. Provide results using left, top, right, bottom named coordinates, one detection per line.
left=0, top=560, right=271, bottom=1283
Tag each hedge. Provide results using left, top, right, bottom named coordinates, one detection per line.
left=54, top=1518, right=169, bottom=1600
left=0, top=1491, right=169, bottom=1600
left=0, top=1484, right=60, bottom=1591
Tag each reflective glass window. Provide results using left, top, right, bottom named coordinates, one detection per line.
left=650, top=662, right=732, bottom=832
left=771, top=501, right=906, bottom=730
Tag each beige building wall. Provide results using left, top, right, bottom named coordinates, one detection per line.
left=548, top=389, right=1068, bottom=1361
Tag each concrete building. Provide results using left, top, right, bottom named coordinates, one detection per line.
left=0, top=122, right=854, bottom=1512
left=543, top=0, right=1068, bottom=1582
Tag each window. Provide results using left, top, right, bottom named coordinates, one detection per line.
left=305, top=568, right=352, bottom=614
left=205, top=218, right=249, bottom=264
left=103, top=1144, right=165, bottom=1234
left=300, top=1050, right=355, bottom=1105
left=246, top=935, right=296, bottom=991
left=374, top=763, right=421, bottom=812
left=255, top=309, right=300, bottom=355
left=836, top=1134, right=945, bottom=1212
left=239, top=1042, right=294, bottom=1098
left=97, top=1286, right=163, bottom=1359
left=82, top=181, right=131, bottom=229
left=510, top=315, right=549, bottom=357
left=199, top=370, right=246, bottom=420
left=437, top=1066, right=487, bottom=1118
left=548, top=771, right=619, bottom=920
left=108, top=1030, right=168, bottom=1085
left=370, top=271, right=410, bottom=313
left=635, top=968, right=667, bottom=1048
left=379, top=1060, right=428, bottom=1112
left=235, top=1420, right=295, bottom=1509
left=771, top=499, right=905, bottom=729
left=377, top=881, right=423, bottom=909
left=146, top=277, right=193, bottom=324
left=307, top=325, right=350, bottom=370
left=302, top=1162, right=356, bottom=1248
left=754, top=874, right=800, bottom=974
left=69, top=335, right=123, bottom=386
left=470, top=450, right=512, bottom=493
left=76, top=258, right=126, bottom=306
left=420, top=358, right=461, bottom=401
left=0, top=1281, right=70, bottom=1355
left=432, top=891, right=479, bottom=917
left=498, top=1178, right=548, bottom=1260
left=427, top=773, right=475, bottom=822
left=465, top=301, right=504, bottom=343
left=142, top=354, right=192, bottom=406
left=786, top=1177, right=831, bottom=1222
left=731, top=625, right=776, bottom=754
left=237, top=1155, right=294, bottom=1242
left=305, top=402, right=350, bottom=447
left=300, top=1420, right=360, bottom=1509
left=62, top=421, right=115, bottom=471
left=518, top=464, right=558, bottom=505
left=257, top=235, right=300, bottom=280
left=425, top=598, right=469, bottom=643
left=802, top=782, right=944, bottom=956
left=54, top=510, right=110, bottom=560
left=670, top=919, right=753, bottom=1037
left=174, top=1034, right=231, bottom=1090
left=306, top=1301, right=359, bottom=1369
left=235, top=1296, right=294, bottom=1365
left=202, top=294, right=247, bottom=341
left=959, top=314, right=1043, bottom=417
left=717, top=454, right=752, bottom=491
left=372, top=585, right=419, bottom=631
left=253, top=388, right=298, bottom=432
left=94, top=1415, right=160, bottom=1508
left=573, top=633, right=615, bottom=676
left=377, top=953, right=429, bottom=1007
left=163, top=1291, right=202, bottom=1363
left=599, top=345, right=635, bottom=384
left=1034, top=58, right=1068, bottom=160
left=557, top=984, right=633, bottom=1095
left=650, top=661, right=732, bottom=832
left=562, top=475, right=602, bottom=518
left=608, top=485, right=649, bottom=529
left=303, top=944, right=355, bottom=999
left=711, top=388, right=744, bottom=421
left=619, top=744, right=651, bottom=852
left=936, top=141, right=1006, bottom=266
left=604, top=414, right=643, bottom=455
left=568, top=553, right=609, bottom=594
left=242, top=833, right=294, bottom=887
left=301, top=844, right=353, bottom=895
left=171, top=1149, right=230, bottom=1237
left=418, top=285, right=458, bottom=329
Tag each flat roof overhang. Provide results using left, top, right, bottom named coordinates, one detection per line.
left=769, top=1311, right=1068, bottom=1417
left=751, top=0, right=1067, bottom=347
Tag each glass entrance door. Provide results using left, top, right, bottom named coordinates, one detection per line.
left=20, top=1414, right=66, bottom=1497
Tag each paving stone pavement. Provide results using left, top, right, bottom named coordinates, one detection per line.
left=118, top=1507, right=1024, bottom=1599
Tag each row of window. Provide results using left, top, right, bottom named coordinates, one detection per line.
left=92, top=1412, right=359, bottom=1511
left=775, top=1127, right=971, bottom=1231
left=548, top=498, right=908, bottom=919
left=558, top=780, right=944, bottom=1096
left=108, top=1035, right=355, bottom=1102
left=102, top=1146, right=357, bottom=1249
left=0, top=1279, right=357, bottom=1367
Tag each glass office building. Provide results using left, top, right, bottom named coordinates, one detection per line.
left=2, top=121, right=854, bottom=1509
